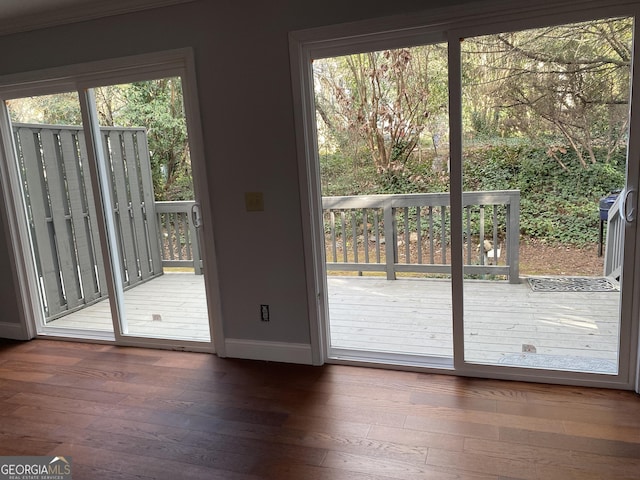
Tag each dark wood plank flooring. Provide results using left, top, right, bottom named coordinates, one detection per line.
left=0, top=339, right=638, bottom=479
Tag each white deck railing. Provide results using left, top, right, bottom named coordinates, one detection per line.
left=155, top=201, right=203, bottom=274
left=322, top=190, right=520, bottom=283
left=604, top=193, right=624, bottom=280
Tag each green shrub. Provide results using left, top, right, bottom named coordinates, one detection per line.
left=320, top=142, right=626, bottom=246
left=463, top=144, right=625, bottom=245
left=320, top=153, right=377, bottom=196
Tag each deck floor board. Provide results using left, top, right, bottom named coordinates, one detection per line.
left=50, top=273, right=210, bottom=341
left=327, top=276, right=620, bottom=371
left=52, top=273, right=620, bottom=372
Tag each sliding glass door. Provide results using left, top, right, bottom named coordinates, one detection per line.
left=459, top=17, right=632, bottom=375
left=312, top=43, right=453, bottom=365
left=0, top=53, right=215, bottom=349
left=293, top=2, right=640, bottom=386
left=90, top=77, right=210, bottom=342
left=6, top=91, right=115, bottom=335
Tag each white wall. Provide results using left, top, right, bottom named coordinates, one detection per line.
left=0, top=0, right=475, bottom=349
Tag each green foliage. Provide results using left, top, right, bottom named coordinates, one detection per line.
left=7, top=92, right=82, bottom=125
left=463, top=145, right=625, bottom=245
left=320, top=152, right=377, bottom=196
left=321, top=143, right=626, bottom=246
left=463, top=144, right=521, bottom=191
left=112, top=78, right=192, bottom=201
left=377, top=164, right=427, bottom=194
left=163, top=166, right=195, bottom=201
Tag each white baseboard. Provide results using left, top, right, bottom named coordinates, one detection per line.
left=0, top=322, right=29, bottom=340
left=224, top=338, right=313, bottom=365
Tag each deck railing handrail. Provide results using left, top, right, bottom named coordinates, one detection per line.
left=155, top=200, right=203, bottom=274
left=322, top=190, right=520, bottom=283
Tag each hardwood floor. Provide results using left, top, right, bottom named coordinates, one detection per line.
left=0, top=339, right=638, bottom=479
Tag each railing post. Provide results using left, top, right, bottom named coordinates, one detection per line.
left=604, top=193, right=623, bottom=279
left=508, top=192, right=520, bottom=284
left=383, top=198, right=396, bottom=280
left=479, top=204, right=485, bottom=266
left=189, top=206, right=204, bottom=275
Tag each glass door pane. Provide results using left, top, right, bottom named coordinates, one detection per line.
left=6, top=92, right=114, bottom=333
left=92, top=77, right=210, bottom=342
left=313, top=43, right=453, bottom=362
left=460, top=17, right=631, bottom=374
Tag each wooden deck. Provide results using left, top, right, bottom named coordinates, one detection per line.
left=49, top=272, right=210, bottom=342
left=328, top=276, right=620, bottom=373
left=50, top=273, right=620, bottom=373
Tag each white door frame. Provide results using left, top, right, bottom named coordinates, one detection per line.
left=290, top=0, right=640, bottom=388
left=0, top=49, right=225, bottom=354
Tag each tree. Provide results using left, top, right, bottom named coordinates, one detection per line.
left=314, top=45, right=448, bottom=175
left=96, top=78, right=192, bottom=200
left=6, top=92, right=82, bottom=125
left=462, top=17, right=632, bottom=168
